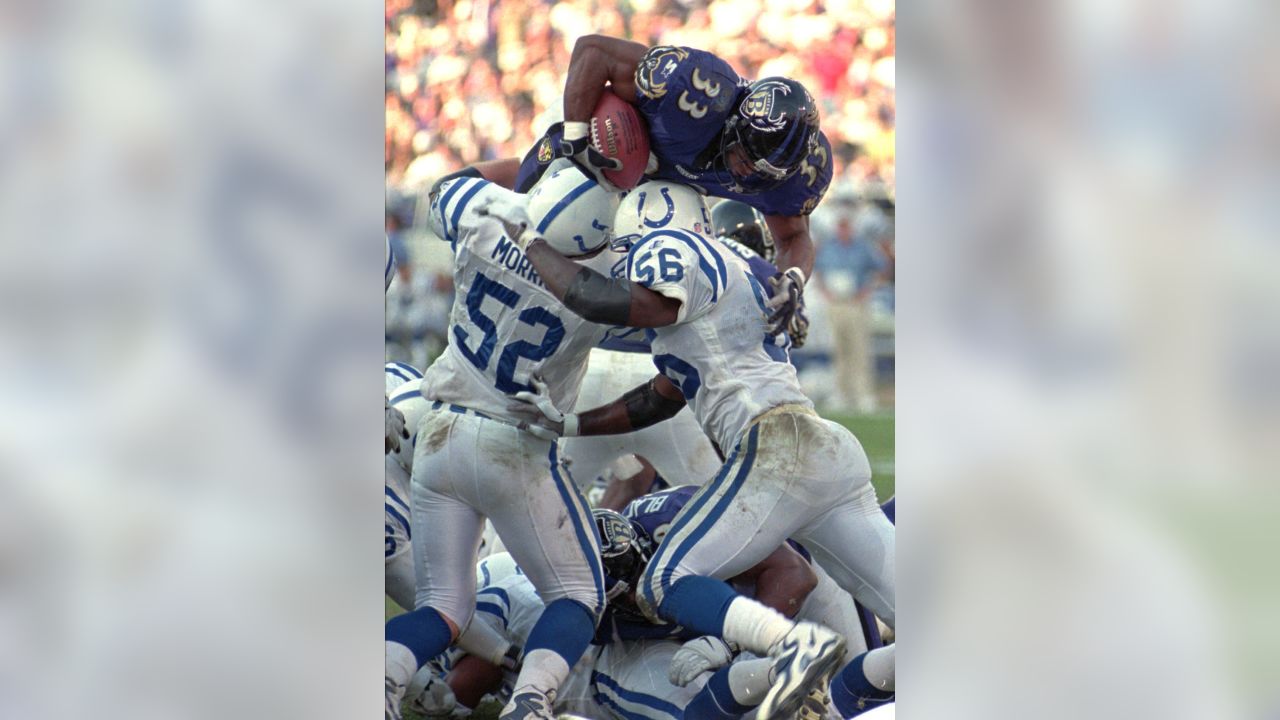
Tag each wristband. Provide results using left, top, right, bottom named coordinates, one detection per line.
left=563, top=413, right=580, bottom=437
left=562, top=121, right=589, bottom=142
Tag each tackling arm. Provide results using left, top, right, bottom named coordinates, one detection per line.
left=524, top=239, right=682, bottom=327
left=574, top=374, right=686, bottom=436
left=563, top=34, right=649, bottom=123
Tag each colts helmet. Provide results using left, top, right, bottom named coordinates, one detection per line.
left=714, top=77, right=820, bottom=194
left=526, top=166, right=619, bottom=257
left=593, top=508, right=654, bottom=602
left=612, top=180, right=713, bottom=252
left=711, top=200, right=775, bottom=262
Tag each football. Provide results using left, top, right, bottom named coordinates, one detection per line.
left=590, top=90, right=651, bottom=190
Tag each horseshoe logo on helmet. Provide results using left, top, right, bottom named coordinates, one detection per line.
left=637, top=188, right=676, bottom=229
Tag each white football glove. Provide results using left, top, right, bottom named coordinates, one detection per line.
left=766, top=267, right=809, bottom=348
left=475, top=196, right=540, bottom=250
left=405, top=674, right=457, bottom=719
left=513, top=376, right=579, bottom=439
left=385, top=396, right=408, bottom=455
left=669, top=636, right=735, bottom=687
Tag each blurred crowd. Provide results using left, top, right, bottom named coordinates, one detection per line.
left=386, top=0, right=896, bottom=411
left=386, top=0, right=894, bottom=193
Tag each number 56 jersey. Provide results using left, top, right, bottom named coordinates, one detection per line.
left=626, top=224, right=812, bottom=452
left=424, top=177, right=618, bottom=425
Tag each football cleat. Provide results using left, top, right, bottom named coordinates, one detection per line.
left=499, top=688, right=557, bottom=720
left=799, top=684, right=833, bottom=720
left=758, top=622, right=846, bottom=720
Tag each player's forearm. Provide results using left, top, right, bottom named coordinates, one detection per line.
left=473, top=158, right=522, bottom=190
left=773, top=227, right=816, bottom=279
left=574, top=376, right=686, bottom=436
left=598, top=460, right=657, bottom=512
left=564, top=35, right=646, bottom=121
left=525, top=239, right=587, bottom=301
left=526, top=239, right=680, bottom=327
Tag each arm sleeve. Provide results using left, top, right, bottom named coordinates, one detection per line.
left=626, top=234, right=719, bottom=323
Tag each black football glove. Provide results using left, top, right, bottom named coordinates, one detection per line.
left=559, top=121, right=622, bottom=191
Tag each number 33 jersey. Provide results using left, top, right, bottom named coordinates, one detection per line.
left=633, top=45, right=834, bottom=217
left=626, top=225, right=811, bottom=452
left=424, top=177, right=618, bottom=425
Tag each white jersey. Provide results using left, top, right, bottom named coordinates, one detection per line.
left=423, top=177, right=618, bottom=425
left=626, top=228, right=811, bottom=451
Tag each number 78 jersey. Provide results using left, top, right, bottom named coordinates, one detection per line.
left=424, top=177, right=616, bottom=425
left=627, top=227, right=812, bottom=452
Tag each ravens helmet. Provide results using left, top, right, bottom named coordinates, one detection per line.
left=712, top=77, right=820, bottom=194
left=711, top=200, right=775, bottom=262
left=593, top=508, right=653, bottom=601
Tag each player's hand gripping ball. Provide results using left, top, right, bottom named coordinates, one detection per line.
left=560, top=91, right=651, bottom=191
left=766, top=267, right=810, bottom=348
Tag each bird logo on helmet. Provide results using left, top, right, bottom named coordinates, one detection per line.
left=712, top=77, right=821, bottom=193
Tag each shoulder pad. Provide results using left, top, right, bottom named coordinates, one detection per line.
left=635, top=46, right=690, bottom=100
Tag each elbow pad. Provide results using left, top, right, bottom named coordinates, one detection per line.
left=622, top=377, right=686, bottom=429
left=564, top=268, right=633, bottom=325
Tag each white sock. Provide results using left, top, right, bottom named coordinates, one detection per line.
left=722, top=597, right=794, bottom=656
left=727, top=657, right=776, bottom=706
left=385, top=641, right=418, bottom=690
left=862, top=644, right=896, bottom=692
left=508, top=648, right=570, bottom=698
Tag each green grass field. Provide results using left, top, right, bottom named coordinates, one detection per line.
left=389, top=411, right=894, bottom=719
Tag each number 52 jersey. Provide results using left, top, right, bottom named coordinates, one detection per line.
left=424, top=176, right=618, bottom=425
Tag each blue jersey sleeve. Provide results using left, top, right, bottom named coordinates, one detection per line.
left=514, top=124, right=564, bottom=193
left=634, top=46, right=745, bottom=168
left=623, top=485, right=698, bottom=545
